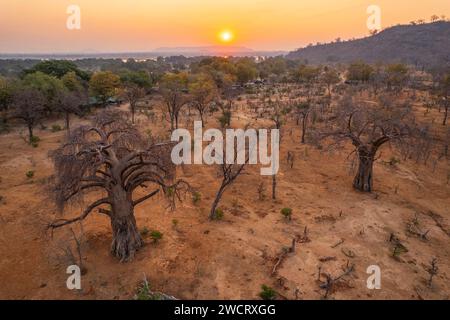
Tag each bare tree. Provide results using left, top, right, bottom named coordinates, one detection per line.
left=436, top=74, right=449, bottom=126
left=209, top=141, right=249, bottom=220
left=123, top=85, right=145, bottom=125
left=55, top=90, right=86, bottom=132
left=48, top=111, right=186, bottom=261
left=13, top=88, right=46, bottom=143
left=160, top=73, right=189, bottom=131
left=293, top=100, right=313, bottom=144
left=315, top=94, right=427, bottom=192
left=264, top=98, right=289, bottom=199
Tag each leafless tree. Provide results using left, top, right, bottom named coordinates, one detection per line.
left=314, top=94, right=428, bottom=192
left=209, top=142, right=249, bottom=220
left=12, top=88, right=46, bottom=143
left=293, top=100, right=313, bottom=143
left=55, top=90, right=87, bottom=132
left=48, top=110, right=187, bottom=261
left=123, top=85, right=146, bottom=125
left=264, top=98, right=289, bottom=199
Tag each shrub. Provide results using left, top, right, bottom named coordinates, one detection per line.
left=30, top=135, right=40, bottom=148
left=192, top=191, right=201, bottom=205
left=259, top=285, right=276, bottom=300
left=135, top=280, right=162, bottom=300
left=26, top=170, right=35, bottom=179
left=150, top=230, right=163, bottom=243
left=213, top=208, right=224, bottom=220
left=140, top=226, right=150, bottom=237
left=281, top=208, right=293, bottom=221
left=51, top=124, right=62, bottom=132
left=172, top=219, right=179, bottom=229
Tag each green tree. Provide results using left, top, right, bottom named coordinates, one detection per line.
left=321, top=67, right=340, bottom=96
left=0, top=77, right=14, bottom=123
left=24, top=60, right=89, bottom=80
left=189, top=73, right=218, bottom=127
left=89, top=71, right=121, bottom=107
left=22, top=71, right=65, bottom=113
left=347, top=62, right=374, bottom=82
left=235, top=58, right=257, bottom=85
left=62, top=71, right=84, bottom=92
left=386, top=64, right=409, bottom=92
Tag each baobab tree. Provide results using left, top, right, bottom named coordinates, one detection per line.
left=317, top=94, right=426, bottom=192
left=48, top=111, right=186, bottom=261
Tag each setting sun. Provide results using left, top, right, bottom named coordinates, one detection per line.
left=219, top=30, right=234, bottom=43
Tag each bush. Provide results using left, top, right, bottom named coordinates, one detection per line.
left=51, top=124, right=62, bottom=132
left=192, top=191, right=201, bottom=205
left=30, top=135, right=40, bottom=148
left=213, top=208, right=224, bottom=220
left=150, top=230, right=163, bottom=243
left=259, top=285, right=276, bottom=300
left=26, top=170, right=35, bottom=179
left=135, top=280, right=162, bottom=300
left=281, top=208, right=293, bottom=221
left=140, top=226, right=150, bottom=237
left=172, top=219, right=179, bottom=229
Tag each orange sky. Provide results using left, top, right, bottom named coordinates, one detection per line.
left=0, top=0, right=449, bottom=53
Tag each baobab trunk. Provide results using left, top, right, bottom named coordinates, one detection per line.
left=109, top=187, right=143, bottom=261
left=353, top=150, right=374, bottom=192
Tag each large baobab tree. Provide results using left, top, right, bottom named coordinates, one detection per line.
left=318, top=95, right=425, bottom=192
left=49, top=111, right=186, bottom=261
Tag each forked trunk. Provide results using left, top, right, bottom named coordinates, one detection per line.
left=109, top=188, right=143, bottom=261
left=353, top=150, right=374, bottom=192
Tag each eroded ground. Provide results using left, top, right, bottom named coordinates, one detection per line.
left=0, top=97, right=449, bottom=300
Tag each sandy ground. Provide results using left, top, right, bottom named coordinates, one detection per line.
left=0, top=98, right=449, bottom=300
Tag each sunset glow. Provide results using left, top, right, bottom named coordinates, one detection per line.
left=0, top=0, right=449, bottom=53
left=219, top=30, right=234, bottom=43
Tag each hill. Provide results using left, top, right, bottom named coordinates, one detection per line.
left=286, top=21, right=450, bottom=68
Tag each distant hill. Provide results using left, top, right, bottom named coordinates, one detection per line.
left=153, top=46, right=286, bottom=57
left=286, top=21, right=450, bottom=69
